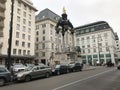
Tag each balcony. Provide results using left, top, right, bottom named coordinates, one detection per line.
left=0, top=3, right=6, bottom=10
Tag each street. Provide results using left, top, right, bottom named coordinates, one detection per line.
left=0, top=67, right=120, bottom=90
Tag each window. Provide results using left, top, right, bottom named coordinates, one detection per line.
left=28, top=21, right=31, bottom=26
left=17, top=16, right=20, bottom=22
left=42, top=24, right=46, bottom=28
left=28, top=28, right=31, bottom=33
left=50, top=24, right=54, bottom=29
left=28, top=35, right=31, bottom=41
left=23, top=26, right=26, bottom=32
left=22, top=34, right=25, bottom=39
left=22, top=42, right=25, bottom=47
left=93, top=48, right=96, bottom=52
left=23, top=50, right=26, bottom=55
left=18, top=49, right=21, bottom=55
left=17, top=8, right=21, bottom=14
left=15, top=40, right=19, bottom=46
left=23, top=4, right=27, bottom=10
left=106, top=47, right=109, bottom=51
left=52, top=43, right=54, bottom=49
left=23, top=19, right=26, bottom=24
left=43, top=36, right=45, bottom=41
left=29, top=14, right=31, bottom=20
left=88, top=49, right=90, bottom=53
left=13, top=49, right=17, bottom=54
left=18, top=1, right=21, bottom=7
left=27, top=50, right=30, bottom=55
left=42, top=52, right=45, bottom=57
left=16, top=32, right=19, bottom=38
left=28, top=43, right=30, bottom=48
left=43, top=30, right=45, bottom=34
left=42, top=43, right=45, bottom=49
left=36, top=38, right=39, bottom=42
left=23, top=12, right=26, bottom=17
left=91, top=28, right=95, bottom=31
left=16, top=24, right=20, bottom=30
left=36, top=31, right=39, bottom=35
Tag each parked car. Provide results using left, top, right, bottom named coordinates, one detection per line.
left=117, top=62, right=120, bottom=70
left=52, top=64, right=69, bottom=75
left=0, top=66, right=12, bottom=86
left=15, top=64, right=52, bottom=82
left=68, top=63, right=82, bottom=72
left=12, top=64, right=27, bottom=74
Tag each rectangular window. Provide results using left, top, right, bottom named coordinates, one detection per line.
left=23, top=50, right=26, bottom=55
left=22, top=34, right=25, bottom=39
left=15, top=40, right=19, bottom=46
left=23, top=19, right=26, bottom=24
left=16, top=32, right=19, bottom=38
left=22, top=42, right=25, bottom=47
left=29, top=14, right=31, bottom=20
left=28, top=28, right=31, bottom=33
left=17, top=8, right=21, bottom=14
left=42, top=43, right=45, bottom=49
left=28, top=35, right=31, bottom=41
left=18, top=49, right=21, bottom=55
left=42, top=52, right=45, bottom=57
left=18, top=1, right=21, bottom=7
left=16, top=24, right=20, bottom=30
left=28, top=43, right=30, bottom=48
left=43, top=30, right=45, bottom=34
left=43, top=36, right=45, bottom=41
left=23, top=26, right=26, bottom=32
left=23, top=11, right=26, bottom=17
left=13, top=49, right=17, bottom=54
left=28, top=21, right=31, bottom=26
left=27, top=50, right=30, bottom=55
left=42, top=24, right=46, bottom=28
left=17, top=16, right=20, bottom=22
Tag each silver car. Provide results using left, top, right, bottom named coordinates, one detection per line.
left=16, top=64, right=52, bottom=82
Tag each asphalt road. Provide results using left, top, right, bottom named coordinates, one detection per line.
left=1, top=66, right=120, bottom=90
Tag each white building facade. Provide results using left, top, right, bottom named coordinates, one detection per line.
left=75, top=21, right=117, bottom=65
left=0, top=0, right=37, bottom=64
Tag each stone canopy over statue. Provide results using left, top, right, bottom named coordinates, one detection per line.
left=55, top=7, right=74, bottom=36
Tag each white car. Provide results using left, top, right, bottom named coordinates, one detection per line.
left=12, top=64, right=27, bottom=74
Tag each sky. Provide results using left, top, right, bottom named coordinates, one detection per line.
left=31, top=0, right=120, bottom=38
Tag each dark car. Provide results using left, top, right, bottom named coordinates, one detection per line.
left=0, top=66, right=12, bottom=86
left=52, top=64, right=69, bottom=75
left=68, top=63, right=82, bottom=72
left=15, top=64, right=52, bottom=82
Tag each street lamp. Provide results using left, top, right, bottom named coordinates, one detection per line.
left=7, top=0, right=14, bottom=70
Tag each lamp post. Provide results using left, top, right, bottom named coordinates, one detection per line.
left=7, top=0, right=14, bottom=70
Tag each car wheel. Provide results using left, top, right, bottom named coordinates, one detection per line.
left=0, top=78, right=5, bottom=86
left=57, top=71, right=60, bottom=75
left=25, top=75, right=31, bottom=82
left=46, top=73, right=50, bottom=78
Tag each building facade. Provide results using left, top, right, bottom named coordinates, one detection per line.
left=115, top=33, right=120, bottom=62
left=75, top=21, right=117, bottom=65
left=35, top=8, right=76, bottom=65
left=0, top=0, right=37, bottom=64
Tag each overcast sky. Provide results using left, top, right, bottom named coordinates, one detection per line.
left=32, top=0, right=120, bottom=37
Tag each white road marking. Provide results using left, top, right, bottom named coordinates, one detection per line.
left=52, top=69, right=115, bottom=90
